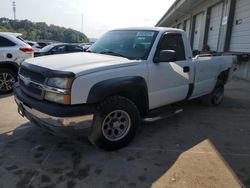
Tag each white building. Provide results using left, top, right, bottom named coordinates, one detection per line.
left=156, top=0, right=250, bottom=81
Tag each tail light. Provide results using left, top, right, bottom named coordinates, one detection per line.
left=20, top=47, right=34, bottom=54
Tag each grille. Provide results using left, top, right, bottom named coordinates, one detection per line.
left=20, top=79, right=42, bottom=95
left=19, top=67, right=45, bottom=100
left=19, top=67, right=45, bottom=83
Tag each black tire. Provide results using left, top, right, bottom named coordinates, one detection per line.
left=202, top=80, right=224, bottom=106
left=0, top=68, right=17, bottom=94
left=89, top=96, right=140, bottom=151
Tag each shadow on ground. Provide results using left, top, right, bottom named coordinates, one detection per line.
left=0, top=93, right=13, bottom=99
left=0, top=80, right=250, bottom=188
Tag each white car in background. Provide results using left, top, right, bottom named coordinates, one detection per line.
left=26, top=40, right=42, bottom=53
left=0, top=32, right=34, bottom=94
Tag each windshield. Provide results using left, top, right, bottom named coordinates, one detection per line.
left=40, top=44, right=55, bottom=52
left=88, top=30, right=158, bottom=60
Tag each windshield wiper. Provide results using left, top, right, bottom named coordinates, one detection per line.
left=99, top=51, right=127, bottom=58
left=89, top=50, right=135, bottom=60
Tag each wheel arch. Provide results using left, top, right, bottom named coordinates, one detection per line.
left=87, top=76, right=149, bottom=117
left=0, top=61, right=19, bottom=74
left=217, top=68, right=230, bottom=84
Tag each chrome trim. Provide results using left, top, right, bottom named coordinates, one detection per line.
left=15, top=97, right=93, bottom=128
left=19, top=74, right=70, bottom=95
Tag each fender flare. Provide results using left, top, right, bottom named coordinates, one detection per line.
left=218, top=68, right=231, bottom=84
left=87, top=76, right=149, bottom=113
left=0, top=61, right=19, bottom=72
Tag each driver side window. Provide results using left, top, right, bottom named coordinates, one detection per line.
left=158, top=33, right=186, bottom=61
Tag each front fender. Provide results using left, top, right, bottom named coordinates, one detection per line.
left=87, top=76, right=148, bottom=104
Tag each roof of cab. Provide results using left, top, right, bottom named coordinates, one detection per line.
left=111, top=27, right=184, bottom=33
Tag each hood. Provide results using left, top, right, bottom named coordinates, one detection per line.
left=25, top=52, right=137, bottom=76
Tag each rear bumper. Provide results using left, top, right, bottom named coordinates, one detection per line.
left=14, top=83, right=95, bottom=137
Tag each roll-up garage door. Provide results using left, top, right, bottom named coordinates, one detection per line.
left=185, top=19, right=191, bottom=39
left=177, top=23, right=184, bottom=30
left=230, top=0, right=250, bottom=52
left=207, top=3, right=223, bottom=51
left=193, top=13, right=203, bottom=50
left=179, top=22, right=184, bottom=30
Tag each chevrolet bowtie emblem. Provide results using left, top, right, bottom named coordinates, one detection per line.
left=21, top=76, right=31, bottom=86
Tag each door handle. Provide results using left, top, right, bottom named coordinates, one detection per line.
left=183, top=66, right=190, bottom=73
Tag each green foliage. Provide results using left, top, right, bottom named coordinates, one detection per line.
left=0, top=17, right=89, bottom=43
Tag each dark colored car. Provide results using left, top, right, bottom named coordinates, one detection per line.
left=37, top=42, right=52, bottom=48
left=34, top=43, right=84, bottom=57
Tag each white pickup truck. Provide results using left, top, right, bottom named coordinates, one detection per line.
left=14, top=27, right=236, bottom=150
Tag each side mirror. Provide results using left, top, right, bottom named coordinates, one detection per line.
left=155, top=50, right=176, bottom=63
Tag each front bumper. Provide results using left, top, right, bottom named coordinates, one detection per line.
left=14, top=84, right=95, bottom=137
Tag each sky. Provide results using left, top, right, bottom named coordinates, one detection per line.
left=0, top=0, right=175, bottom=38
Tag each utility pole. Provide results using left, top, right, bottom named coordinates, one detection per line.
left=12, top=1, right=16, bottom=20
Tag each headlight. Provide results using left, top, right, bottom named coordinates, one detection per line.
left=47, top=77, right=72, bottom=89
left=44, top=77, right=73, bottom=105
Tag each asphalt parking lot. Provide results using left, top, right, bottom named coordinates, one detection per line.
left=0, top=78, right=250, bottom=188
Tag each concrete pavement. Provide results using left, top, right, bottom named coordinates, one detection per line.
left=0, top=79, right=249, bottom=188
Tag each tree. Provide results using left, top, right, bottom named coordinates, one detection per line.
left=0, top=17, right=89, bottom=43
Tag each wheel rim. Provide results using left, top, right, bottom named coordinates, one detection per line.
left=0, top=72, right=15, bottom=92
left=213, top=87, right=224, bottom=105
left=102, top=110, right=131, bottom=141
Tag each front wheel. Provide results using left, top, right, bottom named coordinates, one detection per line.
left=202, top=80, right=224, bottom=106
left=89, top=96, right=140, bottom=150
left=0, top=68, right=17, bottom=94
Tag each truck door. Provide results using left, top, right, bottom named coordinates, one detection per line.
left=148, top=32, right=194, bottom=109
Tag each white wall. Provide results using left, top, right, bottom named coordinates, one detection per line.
left=235, top=60, right=250, bottom=81
left=230, top=0, right=250, bottom=53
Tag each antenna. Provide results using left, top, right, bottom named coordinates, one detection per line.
left=12, top=1, right=16, bottom=20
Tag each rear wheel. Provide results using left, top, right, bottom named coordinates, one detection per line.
left=0, top=68, right=17, bottom=94
left=202, top=80, right=224, bottom=106
left=89, top=96, right=140, bottom=150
